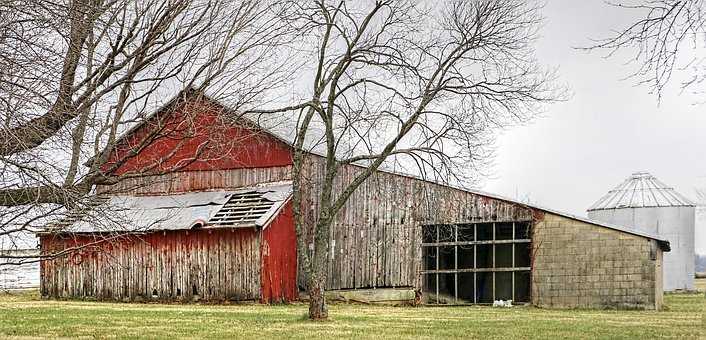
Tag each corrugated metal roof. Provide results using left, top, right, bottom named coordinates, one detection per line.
left=0, top=232, right=38, bottom=251
left=588, top=172, right=694, bottom=211
left=45, top=182, right=292, bottom=234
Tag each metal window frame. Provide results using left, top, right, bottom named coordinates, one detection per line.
left=422, top=222, right=531, bottom=304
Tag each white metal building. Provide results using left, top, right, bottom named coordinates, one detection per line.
left=587, top=172, right=695, bottom=291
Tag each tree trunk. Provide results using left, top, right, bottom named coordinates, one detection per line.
left=307, top=274, right=328, bottom=320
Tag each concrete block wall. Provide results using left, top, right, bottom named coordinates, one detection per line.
left=532, top=213, right=663, bottom=310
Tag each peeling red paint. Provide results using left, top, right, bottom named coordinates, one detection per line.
left=40, top=228, right=265, bottom=301
left=104, top=96, right=293, bottom=177
left=260, top=202, right=298, bottom=303
left=40, top=203, right=297, bottom=303
left=532, top=209, right=545, bottom=222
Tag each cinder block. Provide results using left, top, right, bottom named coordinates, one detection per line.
left=531, top=214, right=658, bottom=310
left=628, top=274, right=641, bottom=281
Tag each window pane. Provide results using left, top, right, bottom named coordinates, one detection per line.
left=476, top=244, right=492, bottom=268
left=422, top=225, right=437, bottom=243
left=438, top=224, right=455, bottom=242
left=457, top=273, right=475, bottom=303
left=423, top=273, right=438, bottom=304
left=515, top=222, right=530, bottom=240
left=495, top=272, right=513, bottom=300
left=436, top=273, right=456, bottom=304
left=457, top=244, right=475, bottom=269
left=495, top=222, right=513, bottom=240
left=424, top=273, right=459, bottom=304
left=495, top=244, right=513, bottom=268
left=476, top=272, right=493, bottom=303
left=438, top=246, right=456, bottom=270
left=422, top=246, right=437, bottom=271
left=477, top=223, right=493, bottom=241
left=514, top=271, right=531, bottom=303
left=458, top=224, right=475, bottom=242
left=514, top=243, right=531, bottom=268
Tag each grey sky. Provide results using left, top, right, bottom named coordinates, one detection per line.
left=481, top=2, right=706, bottom=253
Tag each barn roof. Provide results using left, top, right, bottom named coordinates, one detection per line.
left=94, top=89, right=670, bottom=250
left=44, top=182, right=292, bottom=234
left=442, top=186, right=670, bottom=251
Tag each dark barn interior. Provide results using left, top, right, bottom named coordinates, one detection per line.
left=422, top=222, right=532, bottom=304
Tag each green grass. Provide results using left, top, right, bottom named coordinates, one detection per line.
left=0, top=287, right=703, bottom=339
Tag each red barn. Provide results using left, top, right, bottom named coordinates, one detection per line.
left=39, top=92, right=298, bottom=303
left=40, top=90, right=670, bottom=309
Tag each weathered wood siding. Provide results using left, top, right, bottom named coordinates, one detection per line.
left=92, top=160, right=533, bottom=293
left=96, top=166, right=292, bottom=195
left=80, top=95, right=533, bottom=296
left=299, top=156, right=534, bottom=290
left=40, top=229, right=261, bottom=301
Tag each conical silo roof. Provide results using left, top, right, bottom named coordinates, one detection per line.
left=588, top=172, right=695, bottom=211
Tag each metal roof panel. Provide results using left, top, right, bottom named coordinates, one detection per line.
left=45, top=182, right=292, bottom=234
left=588, top=172, right=694, bottom=211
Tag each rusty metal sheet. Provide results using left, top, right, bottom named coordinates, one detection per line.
left=50, top=182, right=292, bottom=233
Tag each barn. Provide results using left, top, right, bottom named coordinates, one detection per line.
left=40, top=184, right=296, bottom=303
left=39, top=90, right=670, bottom=309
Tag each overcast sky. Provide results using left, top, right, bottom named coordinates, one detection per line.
left=480, top=2, right=706, bottom=253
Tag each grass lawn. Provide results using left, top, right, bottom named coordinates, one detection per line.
left=0, top=285, right=703, bottom=339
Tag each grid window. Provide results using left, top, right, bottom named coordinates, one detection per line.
left=422, top=221, right=532, bottom=304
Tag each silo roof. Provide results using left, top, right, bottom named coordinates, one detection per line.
left=588, top=172, right=695, bottom=211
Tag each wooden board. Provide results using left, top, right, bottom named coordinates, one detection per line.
left=40, top=229, right=261, bottom=302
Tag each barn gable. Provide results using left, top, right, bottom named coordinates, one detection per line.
left=104, top=91, right=293, bottom=178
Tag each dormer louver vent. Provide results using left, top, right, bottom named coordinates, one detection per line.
left=208, top=191, right=276, bottom=226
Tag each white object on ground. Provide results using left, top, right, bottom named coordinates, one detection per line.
left=493, top=300, right=513, bottom=308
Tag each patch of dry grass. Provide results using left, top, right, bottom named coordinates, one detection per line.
left=0, top=289, right=702, bottom=339
left=695, top=278, right=706, bottom=292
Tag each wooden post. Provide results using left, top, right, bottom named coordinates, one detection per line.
left=454, top=225, right=458, bottom=304
left=492, top=222, right=495, bottom=302
left=473, top=223, right=477, bottom=304
left=512, top=222, right=515, bottom=302
left=435, top=225, right=439, bottom=304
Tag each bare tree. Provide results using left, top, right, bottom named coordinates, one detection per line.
left=0, top=0, right=288, bottom=268
left=257, top=0, right=562, bottom=320
left=587, top=0, right=706, bottom=98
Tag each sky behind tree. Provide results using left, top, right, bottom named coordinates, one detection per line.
left=482, top=1, right=706, bottom=253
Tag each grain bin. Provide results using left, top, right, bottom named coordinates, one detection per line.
left=587, top=172, right=695, bottom=291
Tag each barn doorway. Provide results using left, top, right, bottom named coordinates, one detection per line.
left=421, top=222, right=532, bottom=304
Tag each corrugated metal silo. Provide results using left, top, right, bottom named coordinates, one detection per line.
left=587, top=172, right=695, bottom=291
